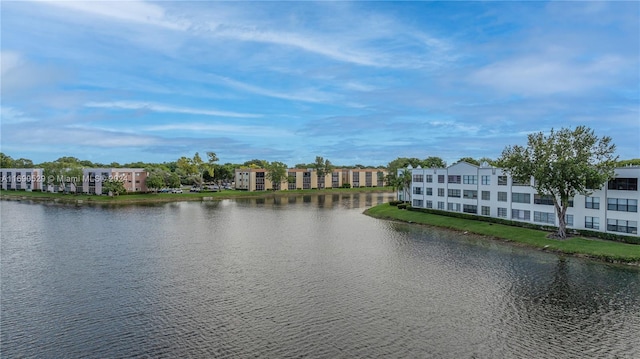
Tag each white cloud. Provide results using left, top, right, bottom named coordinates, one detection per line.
left=33, top=0, right=189, bottom=30
left=470, top=55, right=629, bottom=96
left=144, top=123, right=293, bottom=137
left=0, top=107, right=37, bottom=124
left=85, top=101, right=262, bottom=118
left=212, top=75, right=337, bottom=104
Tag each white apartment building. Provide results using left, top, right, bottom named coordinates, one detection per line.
left=403, top=162, right=639, bottom=237
left=1, top=168, right=45, bottom=191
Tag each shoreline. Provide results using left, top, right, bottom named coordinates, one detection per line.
left=0, top=188, right=394, bottom=205
left=364, top=204, right=640, bottom=266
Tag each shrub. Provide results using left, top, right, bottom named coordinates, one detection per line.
left=407, top=206, right=639, bottom=245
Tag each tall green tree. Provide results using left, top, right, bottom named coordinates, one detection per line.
left=145, top=169, right=167, bottom=192
left=395, top=169, right=413, bottom=202
left=265, top=161, right=288, bottom=190
left=498, top=126, right=618, bottom=239
left=313, top=156, right=333, bottom=189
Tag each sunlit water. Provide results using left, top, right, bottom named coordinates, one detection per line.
left=1, top=194, right=639, bottom=358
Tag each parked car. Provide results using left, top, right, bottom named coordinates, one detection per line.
left=190, top=187, right=201, bottom=192
left=171, top=188, right=183, bottom=193
left=210, top=185, right=220, bottom=191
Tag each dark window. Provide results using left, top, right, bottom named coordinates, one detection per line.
left=608, top=178, right=638, bottom=191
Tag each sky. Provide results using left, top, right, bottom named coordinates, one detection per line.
left=1, top=1, right=638, bottom=167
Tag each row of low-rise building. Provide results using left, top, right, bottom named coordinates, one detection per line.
left=1, top=168, right=149, bottom=194
left=400, top=162, right=639, bottom=237
left=235, top=167, right=387, bottom=191
left=2, top=166, right=388, bottom=194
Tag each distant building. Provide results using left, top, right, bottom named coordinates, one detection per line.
left=0, top=168, right=45, bottom=191
left=235, top=167, right=388, bottom=191
left=402, top=162, right=639, bottom=237
left=82, top=168, right=149, bottom=194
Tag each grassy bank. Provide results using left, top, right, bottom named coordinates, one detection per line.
left=0, top=187, right=393, bottom=204
left=365, top=204, right=640, bottom=264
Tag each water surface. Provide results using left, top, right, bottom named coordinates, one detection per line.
left=1, top=194, right=639, bottom=358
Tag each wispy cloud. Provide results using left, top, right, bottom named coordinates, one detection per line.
left=144, top=123, right=293, bottom=137
left=214, top=75, right=340, bottom=104
left=85, top=101, right=262, bottom=118
left=33, top=0, right=189, bottom=30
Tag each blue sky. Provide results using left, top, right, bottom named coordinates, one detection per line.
left=1, top=1, right=638, bottom=167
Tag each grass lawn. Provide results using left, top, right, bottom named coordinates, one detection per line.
left=365, top=204, right=640, bottom=264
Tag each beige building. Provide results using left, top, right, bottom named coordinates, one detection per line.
left=82, top=168, right=149, bottom=194
left=235, top=167, right=387, bottom=191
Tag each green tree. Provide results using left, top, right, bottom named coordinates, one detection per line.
left=498, top=126, right=618, bottom=239
left=0, top=153, right=15, bottom=168
left=395, top=169, right=412, bottom=202
left=478, top=157, right=497, bottom=166
left=13, top=158, right=34, bottom=168
left=265, top=161, right=288, bottom=190
left=313, top=156, right=333, bottom=189
left=145, top=170, right=166, bottom=192
left=213, top=163, right=235, bottom=185
left=243, top=159, right=268, bottom=168
left=617, top=158, right=640, bottom=166
left=103, top=178, right=126, bottom=196
left=423, top=156, right=446, bottom=168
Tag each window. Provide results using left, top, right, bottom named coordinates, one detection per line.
left=447, top=202, right=461, bottom=212
left=463, top=204, right=477, bottom=214
left=463, top=175, right=477, bottom=185
left=585, top=216, right=599, bottom=230
left=534, top=194, right=554, bottom=205
left=438, top=188, right=445, bottom=197
left=534, top=211, right=555, bottom=224
left=413, top=174, right=424, bottom=182
left=607, top=198, right=638, bottom=212
left=498, top=192, right=508, bottom=202
left=413, top=199, right=423, bottom=207
left=438, top=175, right=445, bottom=183
left=426, top=200, right=433, bottom=209
left=608, top=178, right=638, bottom=191
left=607, top=219, right=638, bottom=234
left=512, top=193, right=531, bottom=204
left=585, top=196, right=600, bottom=209
left=481, top=191, right=490, bottom=201
left=481, top=206, right=491, bottom=216
left=565, top=214, right=573, bottom=227
left=512, top=209, right=530, bottom=221
left=413, top=187, right=422, bottom=195
left=448, top=189, right=461, bottom=198
left=426, top=188, right=433, bottom=196
left=437, top=201, right=445, bottom=210
left=426, top=175, right=433, bottom=183
left=512, top=178, right=530, bottom=186
left=497, top=207, right=507, bottom=218
left=498, top=176, right=508, bottom=186
left=448, top=175, right=461, bottom=184
left=481, top=175, right=490, bottom=185
left=463, top=190, right=477, bottom=199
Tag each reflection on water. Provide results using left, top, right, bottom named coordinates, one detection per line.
left=1, top=194, right=639, bottom=358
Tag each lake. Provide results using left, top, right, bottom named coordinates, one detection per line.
left=1, top=194, right=639, bottom=358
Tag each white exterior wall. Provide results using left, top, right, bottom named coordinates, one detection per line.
left=1, top=168, right=45, bottom=191
left=404, top=162, right=639, bottom=237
